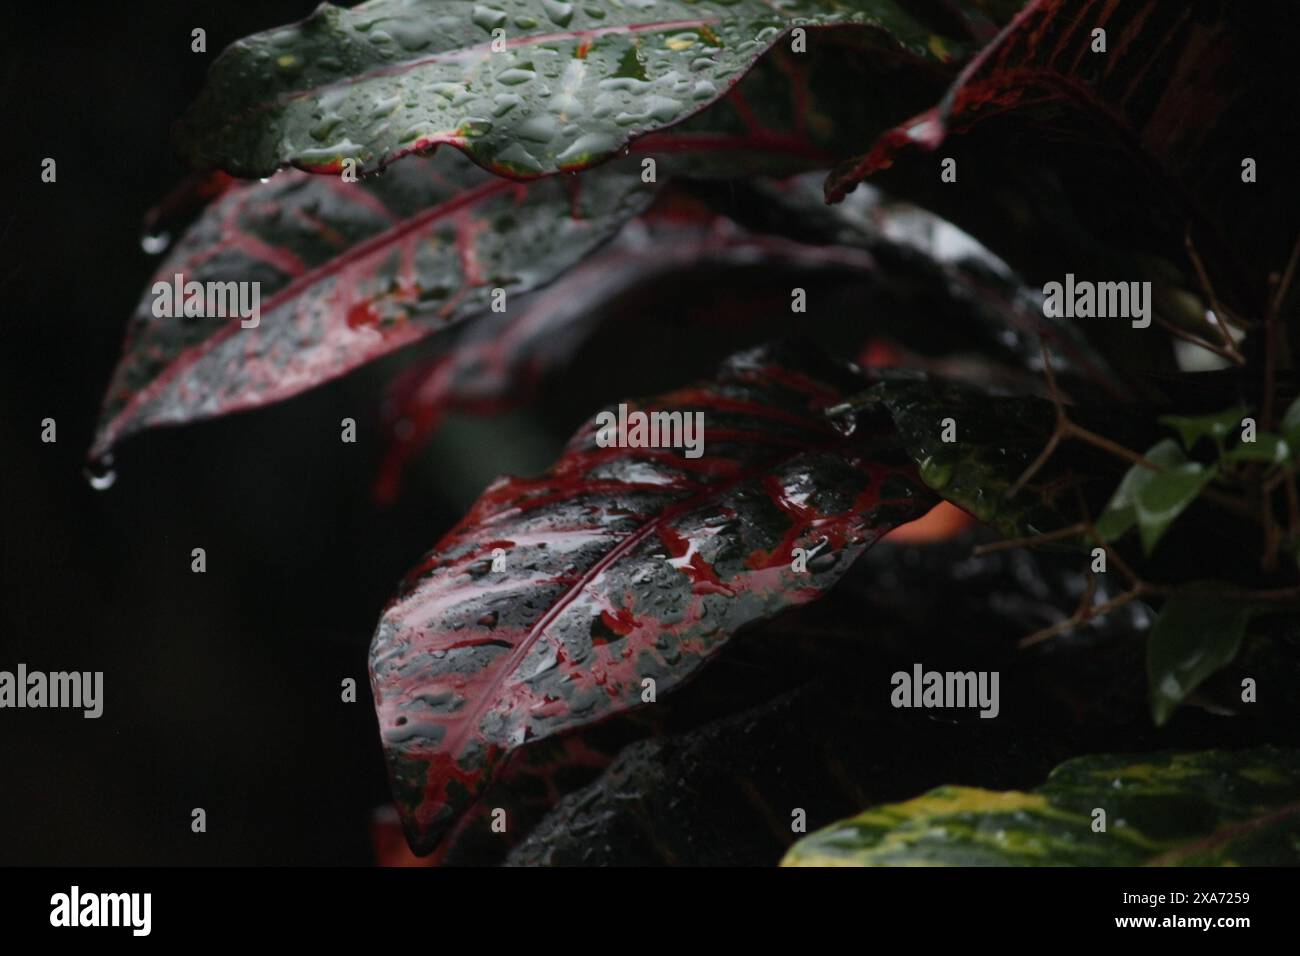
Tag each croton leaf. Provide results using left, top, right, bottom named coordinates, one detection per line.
left=1147, top=592, right=1255, bottom=726
left=827, top=0, right=1300, bottom=317
left=640, top=29, right=957, bottom=179
left=90, top=149, right=652, bottom=459
left=373, top=208, right=879, bottom=502
left=175, top=0, right=973, bottom=180
left=864, top=379, right=1127, bottom=539
left=783, top=747, right=1300, bottom=865
left=368, top=341, right=936, bottom=853
left=689, top=172, right=1124, bottom=395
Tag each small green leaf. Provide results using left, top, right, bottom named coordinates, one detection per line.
left=1094, top=439, right=1183, bottom=543
left=1147, top=592, right=1254, bottom=726
left=1133, top=461, right=1216, bottom=554
left=1223, top=433, right=1289, bottom=464
left=1158, top=405, right=1248, bottom=450
left=782, top=748, right=1300, bottom=866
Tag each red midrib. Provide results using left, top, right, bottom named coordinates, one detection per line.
left=432, top=429, right=850, bottom=776
left=100, top=175, right=517, bottom=452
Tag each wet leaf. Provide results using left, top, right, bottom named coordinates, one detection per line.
left=91, top=149, right=652, bottom=459
left=783, top=747, right=1300, bottom=865
left=688, top=174, right=1123, bottom=395
left=827, top=0, right=1300, bottom=319
left=176, top=0, right=972, bottom=180
left=867, top=379, right=1127, bottom=539
left=1147, top=592, right=1254, bottom=726
left=368, top=341, right=936, bottom=853
left=373, top=208, right=883, bottom=503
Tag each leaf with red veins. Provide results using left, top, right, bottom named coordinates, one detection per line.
left=368, top=341, right=937, bottom=854
left=637, top=31, right=957, bottom=178
left=826, top=0, right=1300, bottom=313
left=175, top=0, right=975, bottom=181
left=90, top=149, right=652, bottom=459
left=372, top=212, right=878, bottom=503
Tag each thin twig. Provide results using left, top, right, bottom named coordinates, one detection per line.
left=972, top=522, right=1087, bottom=555
left=1019, top=587, right=1144, bottom=649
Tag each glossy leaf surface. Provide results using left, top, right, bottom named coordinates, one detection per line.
left=177, top=0, right=968, bottom=179
left=827, top=0, right=1300, bottom=317
left=91, top=150, right=651, bottom=458
left=368, top=342, right=935, bottom=853
left=784, top=747, right=1300, bottom=865
left=1147, top=594, right=1254, bottom=726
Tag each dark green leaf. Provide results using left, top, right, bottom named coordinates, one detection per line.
left=867, top=380, right=1131, bottom=540
left=783, top=747, right=1300, bottom=866
left=1134, top=461, right=1216, bottom=555
left=1159, top=406, right=1248, bottom=451
left=177, top=0, right=968, bottom=179
left=1147, top=592, right=1254, bottom=726
left=1223, top=434, right=1289, bottom=465
left=1094, top=439, right=1183, bottom=544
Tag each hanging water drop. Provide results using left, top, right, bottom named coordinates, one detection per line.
left=140, top=231, right=171, bottom=255
left=84, top=454, right=117, bottom=491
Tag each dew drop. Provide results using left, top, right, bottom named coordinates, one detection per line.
left=497, top=68, right=537, bottom=86
left=471, top=5, right=508, bottom=32
left=542, top=0, right=574, bottom=27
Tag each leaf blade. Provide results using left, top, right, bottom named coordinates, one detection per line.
left=1147, top=592, right=1254, bottom=725
left=177, top=0, right=966, bottom=179
left=368, top=341, right=937, bottom=853
left=91, top=150, right=653, bottom=458
left=783, top=748, right=1300, bottom=866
